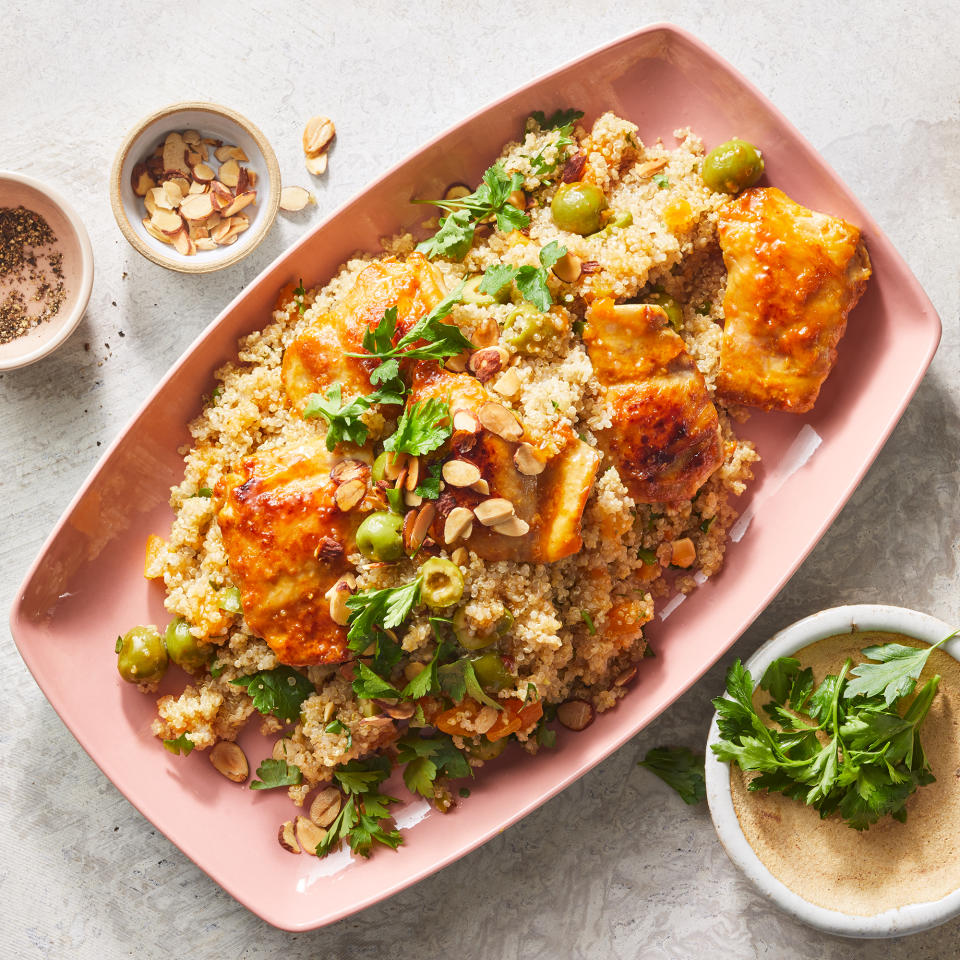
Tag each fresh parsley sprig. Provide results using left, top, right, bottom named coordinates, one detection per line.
left=345, top=576, right=423, bottom=653
left=526, top=110, right=583, bottom=179
left=638, top=747, right=705, bottom=805
left=250, top=758, right=302, bottom=791
left=303, top=380, right=404, bottom=452
left=479, top=242, right=566, bottom=312
left=384, top=398, right=452, bottom=457
left=415, top=164, right=531, bottom=261
left=397, top=732, right=472, bottom=799
left=231, top=666, right=315, bottom=723
left=528, top=108, right=584, bottom=132
left=711, top=635, right=953, bottom=830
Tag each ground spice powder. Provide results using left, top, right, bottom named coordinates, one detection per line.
left=0, top=205, right=66, bottom=344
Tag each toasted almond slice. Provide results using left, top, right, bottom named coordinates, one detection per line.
left=154, top=187, right=175, bottom=211
left=453, top=409, right=480, bottom=433
left=192, top=162, right=215, bottom=182
left=186, top=149, right=202, bottom=166
left=279, top=821, right=300, bottom=854
left=182, top=129, right=201, bottom=145
left=322, top=701, right=336, bottom=723
left=474, top=498, right=515, bottom=526
left=451, top=547, right=468, bottom=566
left=376, top=699, right=416, bottom=720
left=209, top=181, right=234, bottom=210
left=514, top=443, right=545, bottom=476
left=303, top=115, right=336, bottom=156
left=614, top=665, right=638, bottom=687
left=492, top=367, right=522, bottom=399
left=404, top=456, right=420, bottom=491
left=470, top=478, right=490, bottom=495
left=442, top=460, right=481, bottom=487
left=247, top=169, right=258, bottom=187
left=492, top=516, right=530, bottom=537
left=468, top=346, right=507, bottom=383
left=142, top=217, right=173, bottom=244
left=552, top=251, right=583, bottom=284
left=334, top=478, right=366, bottom=512
left=309, top=787, right=343, bottom=828
left=210, top=218, right=233, bottom=243
left=162, top=131, right=190, bottom=176
left=557, top=699, right=595, bottom=731
left=507, top=189, right=527, bottom=211
left=445, top=351, right=468, bottom=372
left=638, top=157, right=669, bottom=177
left=305, top=153, right=328, bottom=176
left=219, top=158, right=240, bottom=188
left=151, top=207, right=184, bottom=235
left=280, top=185, right=313, bottom=212
left=218, top=235, right=238, bottom=246
left=171, top=228, right=195, bottom=257
left=180, top=192, right=215, bottom=221
left=478, top=401, right=523, bottom=441
left=131, top=163, right=155, bottom=197
left=326, top=573, right=356, bottom=625
left=330, top=458, right=370, bottom=484
left=187, top=221, right=208, bottom=240
left=444, top=506, right=474, bottom=544
left=214, top=144, right=235, bottom=163
left=188, top=179, right=207, bottom=195
left=296, top=816, right=327, bottom=856
left=206, top=211, right=222, bottom=230
left=209, top=741, right=249, bottom=782
left=143, top=188, right=159, bottom=217
left=404, top=489, right=423, bottom=508
left=171, top=176, right=191, bottom=196
left=384, top=452, right=407, bottom=481
left=229, top=146, right=249, bottom=162
left=405, top=502, right=435, bottom=555
left=219, top=190, right=256, bottom=218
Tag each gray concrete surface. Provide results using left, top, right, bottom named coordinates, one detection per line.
left=2, top=1, right=958, bottom=957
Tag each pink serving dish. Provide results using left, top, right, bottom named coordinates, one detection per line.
left=10, top=24, right=941, bottom=930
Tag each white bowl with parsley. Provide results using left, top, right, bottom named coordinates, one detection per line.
left=705, top=604, right=960, bottom=939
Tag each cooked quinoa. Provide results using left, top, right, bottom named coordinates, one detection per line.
left=140, top=111, right=758, bottom=841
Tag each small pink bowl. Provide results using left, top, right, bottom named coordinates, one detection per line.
left=0, top=171, right=93, bottom=370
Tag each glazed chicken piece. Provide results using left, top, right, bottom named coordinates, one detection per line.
left=584, top=299, right=722, bottom=503
left=715, top=187, right=871, bottom=412
left=410, top=365, right=601, bottom=563
left=216, top=437, right=364, bottom=666
left=281, top=253, right=449, bottom=414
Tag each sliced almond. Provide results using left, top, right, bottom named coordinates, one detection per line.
left=218, top=158, right=240, bottom=188
left=247, top=169, right=258, bottom=187
left=305, top=153, right=328, bottom=176
left=478, top=401, right=523, bottom=441
left=186, top=150, right=202, bottom=166
left=638, top=157, right=669, bottom=177
left=302, top=115, right=336, bottom=157
left=469, top=346, right=508, bottom=383
left=171, top=229, right=196, bottom=257
left=182, top=129, right=202, bottom=146
left=179, top=192, right=215, bottom=221
left=384, top=452, right=407, bottom=481
left=552, top=251, right=583, bottom=284
left=330, top=458, right=369, bottom=484
left=188, top=179, right=207, bottom=195
left=210, top=218, right=233, bottom=243
left=220, top=190, right=256, bottom=218
left=192, top=161, right=215, bottom=182
left=442, top=460, right=481, bottom=488
left=443, top=506, right=474, bottom=544
left=374, top=698, right=416, bottom=720
left=162, top=131, right=190, bottom=176
left=474, top=498, right=515, bottom=527
left=451, top=547, right=468, bottom=566
left=279, top=820, right=300, bottom=854
left=131, top=163, right=155, bottom=197
left=171, top=176, right=191, bottom=196
left=334, top=477, right=366, bottom=512
left=557, top=699, right=595, bottom=731
left=154, top=186, right=175, bottom=211
left=209, top=741, right=249, bottom=782
left=404, top=489, right=423, bottom=508
left=404, top=456, right=420, bottom=491
left=209, top=180, right=234, bottom=210
left=405, top=502, right=435, bottom=555
left=404, top=661, right=427, bottom=683
left=188, top=221, right=209, bottom=240
left=214, top=144, right=236, bottom=163
left=445, top=352, right=468, bottom=372
left=470, top=478, right=490, bottom=495
left=280, top=185, right=313, bottom=212
left=218, top=235, right=238, bottom=246
left=514, top=443, right=545, bottom=476
left=144, top=187, right=160, bottom=217
left=492, top=367, right=522, bottom=399
left=309, top=787, right=343, bottom=828
left=296, top=816, right=328, bottom=856
left=151, top=207, right=184, bottom=235
left=326, top=573, right=356, bottom=625
left=229, top=146, right=249, bottom=162
left=142, top=217, right=172, bottom=244
left=453, top=409, right=480, bottom=434
left=614, top=666, right=638, bottom=687
left=492, top=516, right=530, bottom=537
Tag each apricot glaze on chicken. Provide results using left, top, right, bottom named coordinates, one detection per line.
left=281, top=252, right=449, bottom=413
left=715, top=187, right=871, bottom=413
left=584, top=299, right=722, bottom=503
left=215, top=437, right=363, bottom=666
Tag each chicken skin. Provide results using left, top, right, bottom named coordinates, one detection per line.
left=715, top=187, right=871, bottom=412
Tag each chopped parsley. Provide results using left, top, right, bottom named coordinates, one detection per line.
left=293, top=279, right=307, bottom=314
left=527, top=108, right=584, bottom=131
left=397, top=732, right=472, bottom=800
left=345, top=576, right=423, bottom=653
left=197, top=487, right=213, bottom=498
left=652, top=173, right=670, bottom=190
left=479, top=241, right=567, bottom=312
left=250, top=758, right=302, bottom=791
left=639, top=747, right=706, bottom=805
left=437, top=658, right=502, bottom=711
left=383, top=398, right=452, bottom=457
left=413, top=460, right=443, bottom=500
left=230, top=665, right=314, bottom=722
left=637, top=547, right=658, bottom=565
left=163, top=734, right=194, bottom=756
left=303, top=382, right=402, bottom=452
left=580, top=609, right=597, bottom=635
left=325, top=719, right=352, bottom=749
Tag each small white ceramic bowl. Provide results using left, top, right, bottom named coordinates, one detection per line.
left=706, top=604, right=960, bottom=939
left=110, top=101, right=281, bottom=274
left=0, top=171, right=94, bottom=371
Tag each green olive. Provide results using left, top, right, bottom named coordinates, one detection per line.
left=420, top=557, right=465, bottom=608
left=503, top=302, right=560, bottom=354
left=356, top=510, right=404, bottom=562
left=466, top=736, right=507, bottom=760
left=701, top=139, right=764, bottom=194
left=371, top=451, right=390, bottom=483
left=164, top=617, right=211, bottom=673
left=462, top=274, right=511, bottom=306
left=471, top=653, right=512, bottom=692
left=116, top=625, right=168, bottom=684
left=550, top=181, right=608, bottom=235
left=453, top=606, right=513, bottom=651
left=644, top=289, right=684, bottom=332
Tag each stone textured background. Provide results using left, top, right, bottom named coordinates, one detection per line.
left=2, top=1, right=958, bottom=957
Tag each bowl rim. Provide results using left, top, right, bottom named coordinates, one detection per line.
left=0, top=169, right=94, bottom=371
left=705, top=603, right=960, bottom=939
left=108, top=100, right=281, bottom=275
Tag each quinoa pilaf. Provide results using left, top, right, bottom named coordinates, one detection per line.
left=121, top=109, right=868, bottom=859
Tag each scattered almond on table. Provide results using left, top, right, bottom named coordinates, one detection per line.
left=131, top=129, right=258, bottom=255
left=302, top=115, right=335, bottom=175
left=279, top=185, right=314, bottom=212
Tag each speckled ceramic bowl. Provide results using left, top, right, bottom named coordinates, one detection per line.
left=0, top=171, right=93, bottom=370
left=706, top=604, right=960, bottom=939
left=110, top=101, right=281, bottom=274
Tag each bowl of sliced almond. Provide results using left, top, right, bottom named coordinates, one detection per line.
left=110, top=101, right=281, bottom=273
